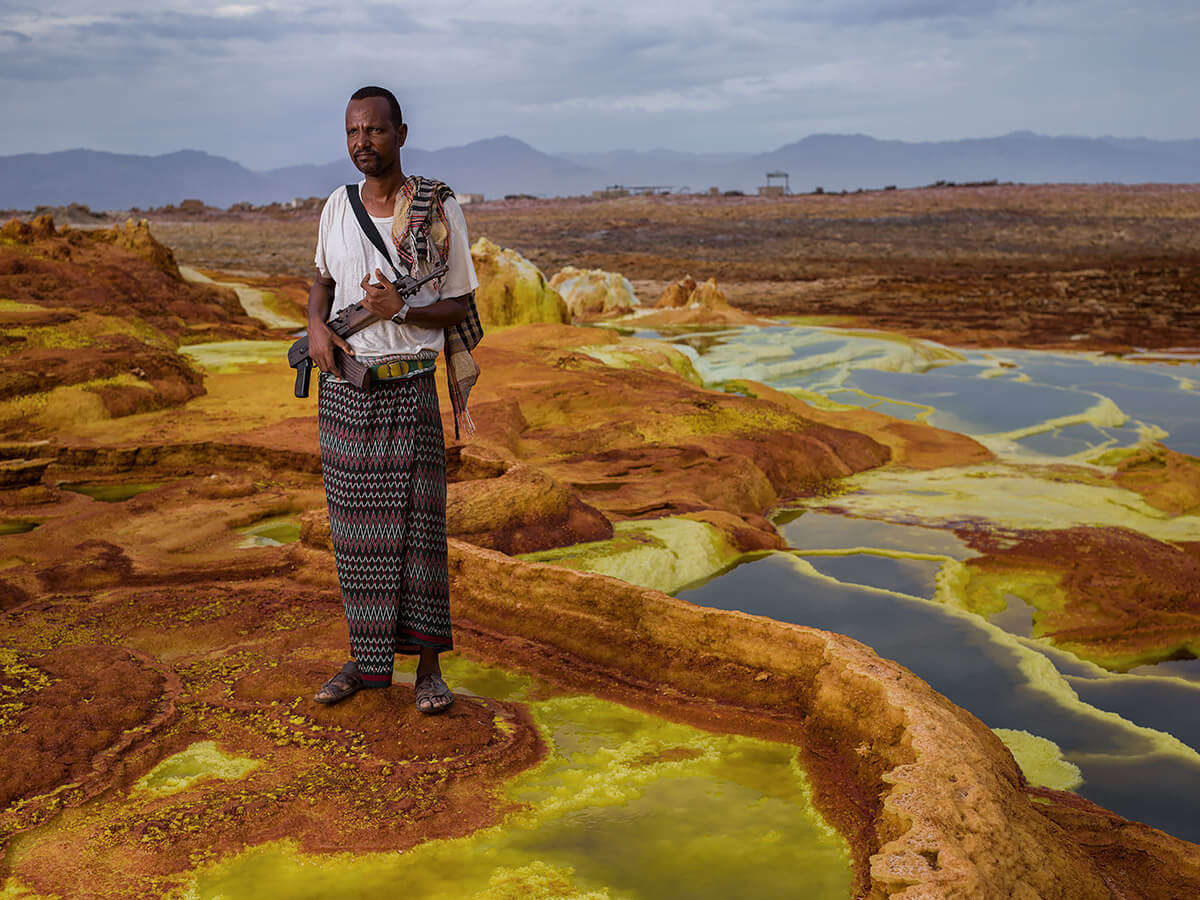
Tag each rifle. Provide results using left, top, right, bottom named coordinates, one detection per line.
left=288, top=263, right=447, bottom=398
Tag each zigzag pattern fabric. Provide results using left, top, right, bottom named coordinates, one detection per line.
left=317, top=371, right=452, bottom=686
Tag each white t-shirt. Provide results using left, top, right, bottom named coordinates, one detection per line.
left=313, top=182, right=479, bottom=358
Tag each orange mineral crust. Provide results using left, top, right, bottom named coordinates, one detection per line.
left=1, top=215, right=1198, bottom=897
left=963, top=524, right=1200, bottom=670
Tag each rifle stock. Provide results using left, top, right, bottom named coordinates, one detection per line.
left=288, top=264, right=447, bottom=399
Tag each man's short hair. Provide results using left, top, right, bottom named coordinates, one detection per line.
left=349, top=86, right=403, bottom=129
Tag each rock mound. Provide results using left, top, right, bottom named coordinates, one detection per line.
left=655, top=275, right=729, bottom=309
left=549, top=266, right=639, bottom=319
left=470, top=237, right=569, bottom=326
left=447, top=463, right=613, bottom=554
left=92, top=218, right=183, bottom=279
left=622, top=274, right=768, bottom=327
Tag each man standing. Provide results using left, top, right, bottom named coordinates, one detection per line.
left=307, top=86, right=478, bottom=713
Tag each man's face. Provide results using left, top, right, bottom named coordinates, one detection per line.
left=345, top=97, right=407, bottom=177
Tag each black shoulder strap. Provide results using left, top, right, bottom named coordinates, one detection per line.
left=345, top=183, right=399, bottom=274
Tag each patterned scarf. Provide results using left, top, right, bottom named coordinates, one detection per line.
left=391, top=176, right=484, bottom=440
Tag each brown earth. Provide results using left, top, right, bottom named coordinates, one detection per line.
left=2, top=208, right=1199, bottom=896
left=0, top=216, right=273, bottom=440
left=1112, top=444, right=1200, bottom=516
left=963, top=525, right=1200, bottom=670
left=149, top=182, right=1200, bottom=352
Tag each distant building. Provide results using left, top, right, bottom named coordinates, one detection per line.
left=458, top=193, right=485, bottom=205
left=593, top=184, right=673, bottom=199
left=708, top=187, right=720, bottom=196
left=757, top=171, right=790, bottom=196
left=593, top=186, right=631, bottom=199
left=179, top=198, right=205, bottom=211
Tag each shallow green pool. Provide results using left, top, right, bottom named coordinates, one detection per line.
left=60, top=481, right=164, bottom=502
left=183, top=655, right=851, bottom=900
left=0, top=519, right=39, bottom=535
left=236, top=516, right=301, bottom=548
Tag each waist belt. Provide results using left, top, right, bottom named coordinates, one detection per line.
left=368, top=358, right=437, bottom=381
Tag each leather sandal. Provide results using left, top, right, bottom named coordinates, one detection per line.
left=414, top=671, right=454, bottom=714
left=313, top=660, right=365, bottom=704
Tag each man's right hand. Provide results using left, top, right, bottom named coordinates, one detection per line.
left=308, top=320, right=355, bottom=379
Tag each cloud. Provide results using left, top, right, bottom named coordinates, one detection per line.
left=0, top=0, right=1196, bottom=167
left=0, top=3, right=428, bottom=80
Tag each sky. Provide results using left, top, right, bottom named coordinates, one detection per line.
left=1, top=0, right=1198, bottom=170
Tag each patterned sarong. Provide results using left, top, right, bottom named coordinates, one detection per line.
left=317, top=370, right=452, bottom=686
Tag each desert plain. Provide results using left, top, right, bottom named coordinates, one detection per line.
left=1, top=182, right=1199, bottom=898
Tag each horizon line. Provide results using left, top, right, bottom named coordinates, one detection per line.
left=3, top=129, right=1199, bottom=173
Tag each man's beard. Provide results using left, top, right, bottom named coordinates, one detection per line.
left=353, top=151, right=390, bottom=176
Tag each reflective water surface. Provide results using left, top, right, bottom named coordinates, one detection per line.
left=654, top=323, right=1200, bottom=843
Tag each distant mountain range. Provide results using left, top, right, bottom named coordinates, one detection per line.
left=3, top=132, right=1198, bottom=211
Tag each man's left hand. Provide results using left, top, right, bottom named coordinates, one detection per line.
left=359, top=269, right=404, bottom=319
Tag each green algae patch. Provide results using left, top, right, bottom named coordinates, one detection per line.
left=0, top=878, right=57, bottom=899
left=818, top=464, right=1200, bottom=545
left=944, top=564, right=1069, bottom=631
left=990, top=394, right=1127, bottom=441
left=60, top=481, right=164, bottom=503
left=236, top=516, right=300, bottom=548
left=1053, top=638, right=1200, bottom=674
left=0, top=648, right=54, bottom=733
left=180, top=340, right=295, bottom=374
left=673, top=400, right=805, bottom=439
left=0, top=310, right=171, bottom=357
left=183, top=839, right=616, bottom=900
left=827, top=385, right=937, bottom=422
left=440, top=654, right=533, bottom=703
left=0, top=375, right=156, bottom=431
left=1089, top=446, right=1144, bottom=467
left=772, top=315, right=861, bottom=328
left=134, top=741, right=260, bottom=798
left=573, top=341, right=703, bottom=385
left=0, top=519, right=39, bottom=535
left=938, top=559, right=1199, bottom=670
left=181, top=659, right=851, bottom=900
left=0, top=299, right=45, bottom=313
left=831, top=326, right=964, bottom=356
left=519, top=518, right=740, bottom=594
left=180, top=267, right=304, bottom=330
left=993, top=729, right=1083, bottom=791
left=476, top=861, right=609, bottom=899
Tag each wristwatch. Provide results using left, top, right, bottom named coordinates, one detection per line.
left=391, top=303, right=410, bottom=324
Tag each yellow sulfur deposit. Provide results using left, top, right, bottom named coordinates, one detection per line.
left=993, top=729, right=1083, bottom=791
left=133, top=741, right=260, bottom=797
left=520, top=517, right=740, bottom=594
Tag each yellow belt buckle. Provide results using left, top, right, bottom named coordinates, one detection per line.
left=373, top=359, right=428, bottom=381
